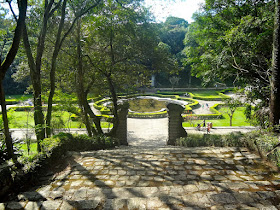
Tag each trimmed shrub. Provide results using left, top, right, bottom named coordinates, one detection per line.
left=187, top=91, right=230, bottom=101
left=176, top=132, right=245, bottom=147
left=128, top=111, right=168, bottom=118
left=6, top=100, right=18, bottom=105
left=183, top=103, right=223, bottom=120
left=176, top=130, right=280, bottom=167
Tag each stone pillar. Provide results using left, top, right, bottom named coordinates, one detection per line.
left=167, top=103, right=188, bottom=145
left=116, top=102, right=129, bottom=145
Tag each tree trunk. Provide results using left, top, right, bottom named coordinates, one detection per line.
left=270, top=0, right=280, bottom=128
left=0, top=81, right=14, bottom=159
left=75, top=20, right=102, bottom=136
left=230, top=115, right=233, bottom=126
left=22, top=0, right=60, bottom=148
left=107, top=75, right=119, bottom=136
left=46, top=0, right=67, bottom=137
left=0, top=0, right=27, bottom=159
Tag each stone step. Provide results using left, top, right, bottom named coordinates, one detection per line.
left=14, top=183, right=280, bottom=202
left=3, top=190, right=280, bottom=210
left=2, top=146, right=280, bottom=209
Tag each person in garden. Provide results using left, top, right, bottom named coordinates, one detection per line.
left=203, top=119, right=206, bottom=127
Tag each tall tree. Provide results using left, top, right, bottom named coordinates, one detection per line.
left=22, top=0, right=103, bottom=149
left=45, top=0, right=102, bottom=137
left=0, top=0, right=27, bottom=159
left=270, top=0, right=280, bottom=128
left=22, top=0, right=62, bottom=152
left=184, top=0, right=274, bottom=88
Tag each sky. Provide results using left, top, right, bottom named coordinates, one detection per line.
left=1, top=0, right=205, bottom=23
left=144, top=0, right=205, bottom=23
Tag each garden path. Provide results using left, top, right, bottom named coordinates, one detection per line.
left=190, top=99, right=222, bottom=115
left=127, top=118, right=168, bottom=147
left=2, top=146, right=280, bottom=209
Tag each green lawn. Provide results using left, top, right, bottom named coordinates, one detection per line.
left=129, top=99, right=166, bottom=112
left=190, top=90, right=220, bottom=97
left=183, top=107, right=251, bottom=127
left=8, top=111, right=112, bottom=129
left=17, top=142, right=38, bottom=157
left=6, top=94, right=32, bottom=101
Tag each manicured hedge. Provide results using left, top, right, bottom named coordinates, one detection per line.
left=220, top=88, right=234, bottom=94
left=128, top=110, right=168, bottom=118
left=93, top=94, right=200, bottom=118
left=183, top=103, right=223, bottom=120
left=156, top=91, right=187, bottom=96
left=6, top=100, right=18, bottom=105
left=9, top=105, right=63, bottom=112
left=176, top=130, right=280, bottom=167
left=187, top=92, right=230, bottom=101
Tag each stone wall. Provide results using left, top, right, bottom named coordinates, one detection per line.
left=115, top=103, right=129, bottom=146
left=167, top=103, right=187, bottom=145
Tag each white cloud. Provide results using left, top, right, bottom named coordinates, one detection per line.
left=144, top=0, right=204, bottom=23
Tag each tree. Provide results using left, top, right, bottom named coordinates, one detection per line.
left=45, top=0, right=102, bottom=137
left=83, top=0, right=162, bottom=136
left=270, top=0, right=280, bottom=129
left=22, top=0, right=103, bottom=150
left=22, top=0, right=63, bottom=151
left=222, top=98, right=241, bottom=126
left=169, top=76, right=180, bottom=90
left=184, top=0, right=274, bottom=88
left=157, top=16, right=193, bottom=88
left=0, top=0, right=27, bottom=159
left=59, top=0, right=178, bottom=137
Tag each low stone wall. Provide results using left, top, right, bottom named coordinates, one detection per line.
left=167, top=103, right=188, bottom=145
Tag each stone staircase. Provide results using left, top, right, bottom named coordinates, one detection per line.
left=2, top=146, right=280, bottom=209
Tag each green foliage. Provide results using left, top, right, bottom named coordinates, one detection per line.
left=176, top=130, right=280, bottom=167
left=183, top=106, right=251, bottom=127
left=184, top=0, right=274, bottom=90
left=128, top=111, right=167, bottom=118
left=244, top=104, right=252, bottom=122
left=176, top=132, right=245, bottom=147
left=15, top=133, right=119, bottom=174
left=188, top=91, right=230, bottom=101
left=184, top=103, right=223, bottom=120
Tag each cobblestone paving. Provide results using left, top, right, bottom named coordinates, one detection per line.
left=2, top=146, right=280, bottom=209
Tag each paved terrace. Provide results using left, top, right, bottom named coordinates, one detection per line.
left=1, top=119, right=279, bottom=209
left=1, top=146, right=280, bottom=209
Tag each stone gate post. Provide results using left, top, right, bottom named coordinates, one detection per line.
left=167, top=103, right=188, bottom=145
left=116, top=102, right=129, bottom=145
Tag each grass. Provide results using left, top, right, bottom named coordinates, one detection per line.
left=183, top=107, right=251, bottom=127
left=8, top=111, right=113, bottom=129
left=17, top=142, right=38, bottom=157
left=190, top=90, right=220, bottom=97
left=129, top=99, right=166, bottom=112
left=6, top=94, right=32, bottom=101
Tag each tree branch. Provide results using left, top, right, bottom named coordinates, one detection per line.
left=0, top=0, right=27, bottom=80
left=7, top=0, right=18, bottom=21
left=59, top=0, right=103, bottom=50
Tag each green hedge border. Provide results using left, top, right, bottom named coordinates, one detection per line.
left=183, top=103, right=223, bottom=120
left=187, top=92, right=230, bottom=101
left=9, top=92, right=225, bottom=120
left=93, top=94, right=200, bottom=118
